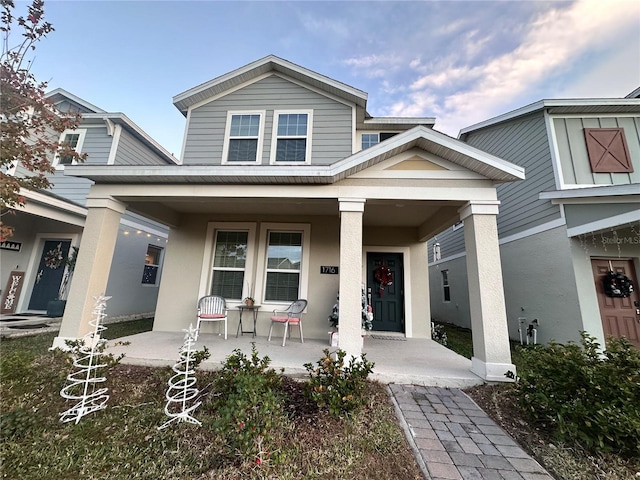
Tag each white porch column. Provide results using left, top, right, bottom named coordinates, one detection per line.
left=338, top=198, right=365, bottom=359
left=53, top=197, right=126, bottom=349
left=460, top=201, right=515, bottom=382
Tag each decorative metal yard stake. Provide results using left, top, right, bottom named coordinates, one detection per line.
left=60, top=294, right=112, bottom=424
left=158, top=324, right=203, bottom=430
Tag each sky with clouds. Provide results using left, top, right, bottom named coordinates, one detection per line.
left=17, top=0, right=640, bottom=158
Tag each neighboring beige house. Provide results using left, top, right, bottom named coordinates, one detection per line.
left=429, top=96, right=640, bottom=349
left=57, top=56, right=524, bottom=381
left=1, top=90, right=176, bottom=321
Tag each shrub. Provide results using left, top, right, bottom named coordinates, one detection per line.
left=204, top=344, right=287, bottom=464
left=515, top=332, right=640, bottom=457
left=304, top=349, right=374, bottom=416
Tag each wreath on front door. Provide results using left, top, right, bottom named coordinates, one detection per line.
left=603, top=270, right=635, bottom=298
left=374, top=263, right=393, bottom=297
left=44, top=243, right=65, bottom=270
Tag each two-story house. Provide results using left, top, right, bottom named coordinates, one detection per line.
left=429, top=96, right=640, bottom=348
left=1, top=89, right=177, bottom=324
left=56, top=56, right=525, bottom=381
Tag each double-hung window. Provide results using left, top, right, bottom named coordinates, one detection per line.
left=442, top=270, right=451, bottom=302
left=361, top=133, right=379, bottom=149
left=55, top=129, right=86, bottom=168
left=222, top=112, right=264, bottom=164
left=142, top=245, right=163, bottom=285
left=211, top=230, right=249, bottom=300
left=264, top=231, right=303, bottom=301
left=270, top=110, right=312, bottom=164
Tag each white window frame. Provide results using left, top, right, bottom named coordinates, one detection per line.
left=53, top=128, right=86, bottom=169
left=199, top=222, right=258, bottom=304
left=221, top=111, right=265, bottom=165
left=442, top=269, right=451, bottom=303
left=254, top=223, right=311, bottom=307
left=361, top=133, right=379, bottom=150
left=269, top=110, right=313, bottom=165
left=141, top=244, right=164, bottom=286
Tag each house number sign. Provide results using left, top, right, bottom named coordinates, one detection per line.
left=320, top=266, right=339, bottom=274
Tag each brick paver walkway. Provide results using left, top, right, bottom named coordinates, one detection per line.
left=389, top=384, right=553, bottom=480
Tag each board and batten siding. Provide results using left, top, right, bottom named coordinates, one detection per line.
left=114, top=128, right=170, bottom=166
left=553, top=116, right=640, bottom=186
left=182, top=74, right=353, bottom=166
left=463, top=111, right=561, bottom=239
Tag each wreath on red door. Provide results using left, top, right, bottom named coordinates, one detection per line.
left=374, top=263, right=393, bottom=297
left=603, top=270, right=635, bottom=298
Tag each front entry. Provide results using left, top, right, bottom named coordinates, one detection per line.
left=591, top=258, right=640, bottom=348
left=28, top=239, right=71, bottom=310
left=367, top=252, right=404, bottom=332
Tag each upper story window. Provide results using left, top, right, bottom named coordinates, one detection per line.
left=54, top=129, right=86, bottom=169
left=222, top=111, right=265, bottom=164
left=584, top=128, right=633, bottom=173
left=362, top=134, right=378, bottom=149
left=270, top=110, right=312, bottom=164
left=360, top=132, right=398, bottom=150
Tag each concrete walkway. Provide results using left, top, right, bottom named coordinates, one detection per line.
left=390, top=384, right=553, bottom=480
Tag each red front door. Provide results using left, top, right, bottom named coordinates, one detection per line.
left=591, top=258, right=640, bottom=348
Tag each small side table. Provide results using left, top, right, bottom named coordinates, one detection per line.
left=236, top=304, right=261, bottom=338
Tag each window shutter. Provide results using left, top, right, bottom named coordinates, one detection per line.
left=584, top=128, right=633, bottom=173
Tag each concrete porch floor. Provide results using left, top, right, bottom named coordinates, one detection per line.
left=106, top=331, right=484, bottom=388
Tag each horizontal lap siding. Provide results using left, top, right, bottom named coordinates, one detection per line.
left=554, top=116, right=640, bottom=186
left=182, top=74, right=353, bottom=165
left=428, top=226, right=466, bottom=260
left=114, top=128, right=169, bottom=165
left=464, top=112, right=561, bottom=239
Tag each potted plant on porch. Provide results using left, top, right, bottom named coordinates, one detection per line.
left=46, top=246, right=78, bottom=317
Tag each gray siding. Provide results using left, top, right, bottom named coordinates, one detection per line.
left=464, top=111, right=562, bottom=238
left=182, top=74, right=353, bottom=165
left=114, top=128, right=169, bottom=166
left=428, top=225, right=466, bottom=260
left=564, top=203, right=640, bottom=230
left=553, top=116, right=640, bottom=186
left=81, top=126, right=113, bottom=164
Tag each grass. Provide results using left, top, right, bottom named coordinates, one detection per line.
left=0, top=320, right=422, bottom=480
left=433, top=320, right=474, bottom=358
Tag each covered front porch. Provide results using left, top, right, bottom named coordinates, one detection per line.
left=106, top=330, right=484, bottom=388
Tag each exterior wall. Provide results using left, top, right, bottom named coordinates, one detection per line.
left=103, top=226, right=166, bottom=317
left=500, top=226, right=582, bottom=345
left=428, top=223, right=466, bottom=259
left=182, top=74, right=353, bottom=165
left=429, top=256, right=471, bottom=329
left=153, top=214, right=429, bottom=341
left=565, top=203, right=640, bottom=230
left=570, top=225, right=640, bottom=348
left=114, top=128, right=169, bottom=166
left=464, top=111, right=561, bottom=238
left=552, top=115, right=640, bottom=186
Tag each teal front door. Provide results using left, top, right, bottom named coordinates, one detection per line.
left=367, top=252, right=404, bottom=332
left=28, top=240, right=71, bottom=310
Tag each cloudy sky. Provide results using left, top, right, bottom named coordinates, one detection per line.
left=18, top=0, right=640, bottom=158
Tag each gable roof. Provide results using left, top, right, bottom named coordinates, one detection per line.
left=45, top=88, right=106, bottom=114
left=172, top=55, right=368, bottom=115
left=64, top=126, right=524, bottom=184
left=459, top=98, right=640, bottom=139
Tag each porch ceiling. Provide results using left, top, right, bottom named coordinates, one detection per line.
left=119, top=196, right=464, bottom=230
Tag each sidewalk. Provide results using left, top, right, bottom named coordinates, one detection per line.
left=389, top=384, right=553, bottom=480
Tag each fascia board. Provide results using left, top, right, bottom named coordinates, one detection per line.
left=82, top=113, right=179, bottom=165
left=460, top=98, right=640, bottom=138
left=45, top=88, right=106, bottom=114
left=539, top=184, right=640, bottom=200
left=173, top=55, right=367, bottom=113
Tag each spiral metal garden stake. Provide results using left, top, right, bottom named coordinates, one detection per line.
left=158, top=324, right=202, bottom=430
left=59, top=294, right=111, bottom=424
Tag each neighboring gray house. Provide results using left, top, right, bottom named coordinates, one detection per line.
left=429, top=97, right=640, bottom=349
left=0, top=89, right=178, bottom=325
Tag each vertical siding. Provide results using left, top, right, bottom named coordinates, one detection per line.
left=554, top=115, right=639, bottom=186
left=114, top=128, right=170, bottom=165
left=182, top=74, right=353, bottom=166
left=464, top=112, right=561, bottom=238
